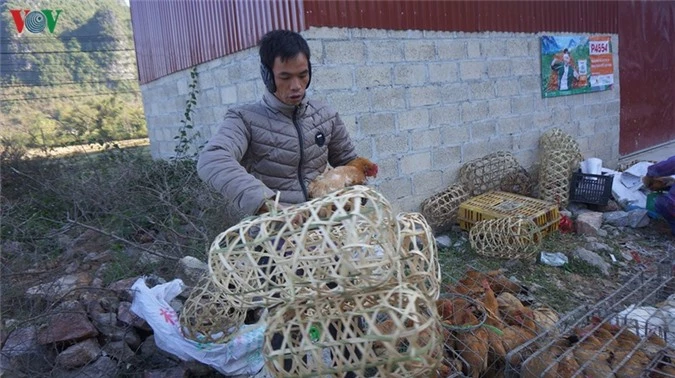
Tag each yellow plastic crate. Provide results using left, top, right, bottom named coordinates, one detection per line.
left=458, top=191, right=560, bottom=236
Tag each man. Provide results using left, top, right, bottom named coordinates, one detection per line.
left=550, top=48, right=579, bottom=91
left=197, top=29, right=358, bottom=225
left=643, top=155, right=675, bottom=236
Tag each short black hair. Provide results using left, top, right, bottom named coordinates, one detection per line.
left=563, top=48, right=569, bottom=53
left=258, top=30, right=310, bottom=69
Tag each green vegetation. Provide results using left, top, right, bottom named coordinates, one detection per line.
left=1, top=0, right=145, bottom=149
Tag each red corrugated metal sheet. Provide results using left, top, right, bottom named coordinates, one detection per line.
left=303, top=0, right=618, bottom=34
left=618, top=1, right=675, bottom=154
left=130, top=0, right=305, bottom=84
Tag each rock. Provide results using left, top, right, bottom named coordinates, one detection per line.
left=169, top=299, right=184, bottom=315
left=586, top=242, right=613, bottom=254
left=1, top=240, right=26, bottom=256
left=83, top=250, right=113, bottom=263
left=1, top=325, right=53, bottom=374
left=590, top=200, right=621, bottom=212
left=576, top=212, right=603, bottom=236
left=177, top=256, right=208, bottom=287
left=139, top=335, right=180, bottom=367
left=572, top=247, right=611, bottom=276
left=118, top=301, right=151, bottom=331
left=559, top=210, right=572, bottom=218
left=567, top=202, right=590, bottom=217
left=628, top=209, right=650, bottom=228
left=124, top=329, right=142, bottom=351
left=37, top=301, right=98, bottom=345
left=597, top=229, right=608, bottom=238
left=100, top=296, right=121, bottom=313
left=55, top=338, right=101, bottom=369
left=91, top=312, right=126, bottom=342
left=183, top=360, right=215, bottom=376
left=603, top=211, right=630, bottom=227
left=434, top=235, right=452, bottom=248
left=143, top=366, right=189, bottom=378
left=26, top=272, right=93, bottom=300
left=69, top=229, right=112, bottom=256
left=107, top=277, right=140, bottom=302
left=620, top=251, right=634, bottom=261
left=64, top=261, right=80, bottom=275
left=55, top=356, right=119, bottom=378
left=102, top=340, right=136, bottom=363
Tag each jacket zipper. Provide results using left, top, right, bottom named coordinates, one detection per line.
left=292, top=106, right=308, bottom=200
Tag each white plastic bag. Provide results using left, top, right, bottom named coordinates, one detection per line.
left=130, top=277, right=265, bottom=376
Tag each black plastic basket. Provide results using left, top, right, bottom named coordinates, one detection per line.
left=569, top=172, right=613, bottom=205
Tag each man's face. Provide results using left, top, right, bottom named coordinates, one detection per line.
left=563, top=53, right=571, bottom=66
left=272, top=53, right=309, bottom=106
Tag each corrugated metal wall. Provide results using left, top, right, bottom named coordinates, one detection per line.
left=130, top=0, right=304, bottom=84
left=303, top=1, right=618, bottom=34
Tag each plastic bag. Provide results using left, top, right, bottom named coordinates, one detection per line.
left=130, top=277, right=266, bottom=376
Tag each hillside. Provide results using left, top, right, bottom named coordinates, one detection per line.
left=0, top=0, right=146, bottom=149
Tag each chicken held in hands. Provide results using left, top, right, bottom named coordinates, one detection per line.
left=307, top=157, right=378, bottom=199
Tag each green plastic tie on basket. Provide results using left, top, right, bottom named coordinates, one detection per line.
left=308, top=324, right=321, bottom=343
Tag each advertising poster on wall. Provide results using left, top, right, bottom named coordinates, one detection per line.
left=540, top=35, right=614, bottom=98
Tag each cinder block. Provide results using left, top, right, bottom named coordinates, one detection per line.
left=513, top=149, right=537, bottom=170
left=375, top=134, right=409, bottom=157
left=367, top=41, right=404, bottom=62
left=414, top=128, right=442, bottom=150
left=429, top=104, right=461, bottom=126
left=370, top=87, right=406, bottom=111
left=459, top=61, right=486, bottom=81
left=461, top=101, right=489, bottom=122
left=578, top=119, right=595, bottom=136
left=511, top=95, right=534, bottom=114
left=359, top=113, right=396, bottom=135
left=412, top=170, right=444, bottom=197
left=519, top=75, right=539, bottom=94
left=324, top=41, right=366, bottom=64
left=327, top=91, right=370, bottom=115
left=176, top=78, right=189, bottom=95
left=428, top=62, right=459, bottom=83
left=497, top=114, right=531, bottom=134
left=432, top=145, right=461, bottom=169
left=375, top=156, right=399, bottom=178
left=506, top=39, right=529, bottom=57
left=511, top=59, right=537, bottom=76
left=312, top=66, right=354, bottom=91
left=236, top=82, right=257, bottom=103
left=440, top=83, right=471, bottom=104
left=404, top=40, right=437, bottom=61
left=376, top=177, right=413, bottom=201
left=354, top=138, right=373, bottom=157
left=488, top=98, right=511, bottom=118
left=394, top=64, right=427, bottom=85
left=436, top=40, right=467, bottom=60
left=303, top=27, right=350, bottom=40
left=487, top=60, right=511, bottom=78
left=340, top=114, right=358, bottom=137
left=511, top=131, right=540, bottom=150
left=352, top=28, right=389, bottom=39
left=481, top=40, right=508, bottom=57
left=494, top=79, right=520, bottom=97
left=227, top=64, right=242, bottom=82
left=471, top=120, right=497, bottom=140
left=398, top=108, right=430, bottom=130
left=307, top=40, right=324, bottom=64
left=462, top=136, right=513, bottom=162
left=469, top=82, right=495, bottom=100
left=391, top=30, right=425, bottom=39
left=408, top=86, right=442, bottom=107
left=467, top=41, right=481, bottom=58
left=356, top=65, right=392, bottom=87
left=400, top=151, right=431, bottom=175
left=441, top=125, right=470, bottom=146
left=202, top=89, right=222, bottom=107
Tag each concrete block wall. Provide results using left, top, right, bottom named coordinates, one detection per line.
left=140, top=27, right=620, bottom=213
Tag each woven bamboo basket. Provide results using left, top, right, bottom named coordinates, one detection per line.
left=179, top=276, right=247, bottom=344
left=263, top=284, right=445, bottom=378
left=539, top=128, right=583, bottom=161
left=458, top=151, right=522, bottom=197
left=395, top=212, right=441, bottom=301
left=499, top=167, right=534, bottom=196
left=208, top=186, right=400, bottom=307
left=538, top=149, right=577, bottom=208
left=420, top=184, right=470, bottom=232
left=468, top=216, right=542, bottom=259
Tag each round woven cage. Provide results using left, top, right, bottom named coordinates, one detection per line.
left=458, top=151, right=522, bottom=197
left=263, top=284, right=445, bottom=378
left=539, top=128, right=582, bottom=161
left=538, top=149, right=577, bottom=207
left=468, top=217, right=542, bottom=259
left=208, top=186, right=400, bottom=307
left=395, top=212, right=441, bottom=300
left=420, top=184, right=469, bottom=232
left=499, top=167, right=534, bottom=196
left=179, top=277, right=247, bottom=344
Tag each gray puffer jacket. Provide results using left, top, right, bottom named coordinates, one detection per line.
left=197, top=91, right=357, bottom=223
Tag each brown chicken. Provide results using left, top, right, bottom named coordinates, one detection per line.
left=571, top=328, right=616, bottom=378
left=307, top=157, right=378, bottom=199
left=481, top=279, right=508, bottom=377
left=643, top=175, right=675, bottom=191
left=453, top=308, right=489, bottom=378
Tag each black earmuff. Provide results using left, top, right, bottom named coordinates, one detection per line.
left=260, top=60, right=313, bottom=94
